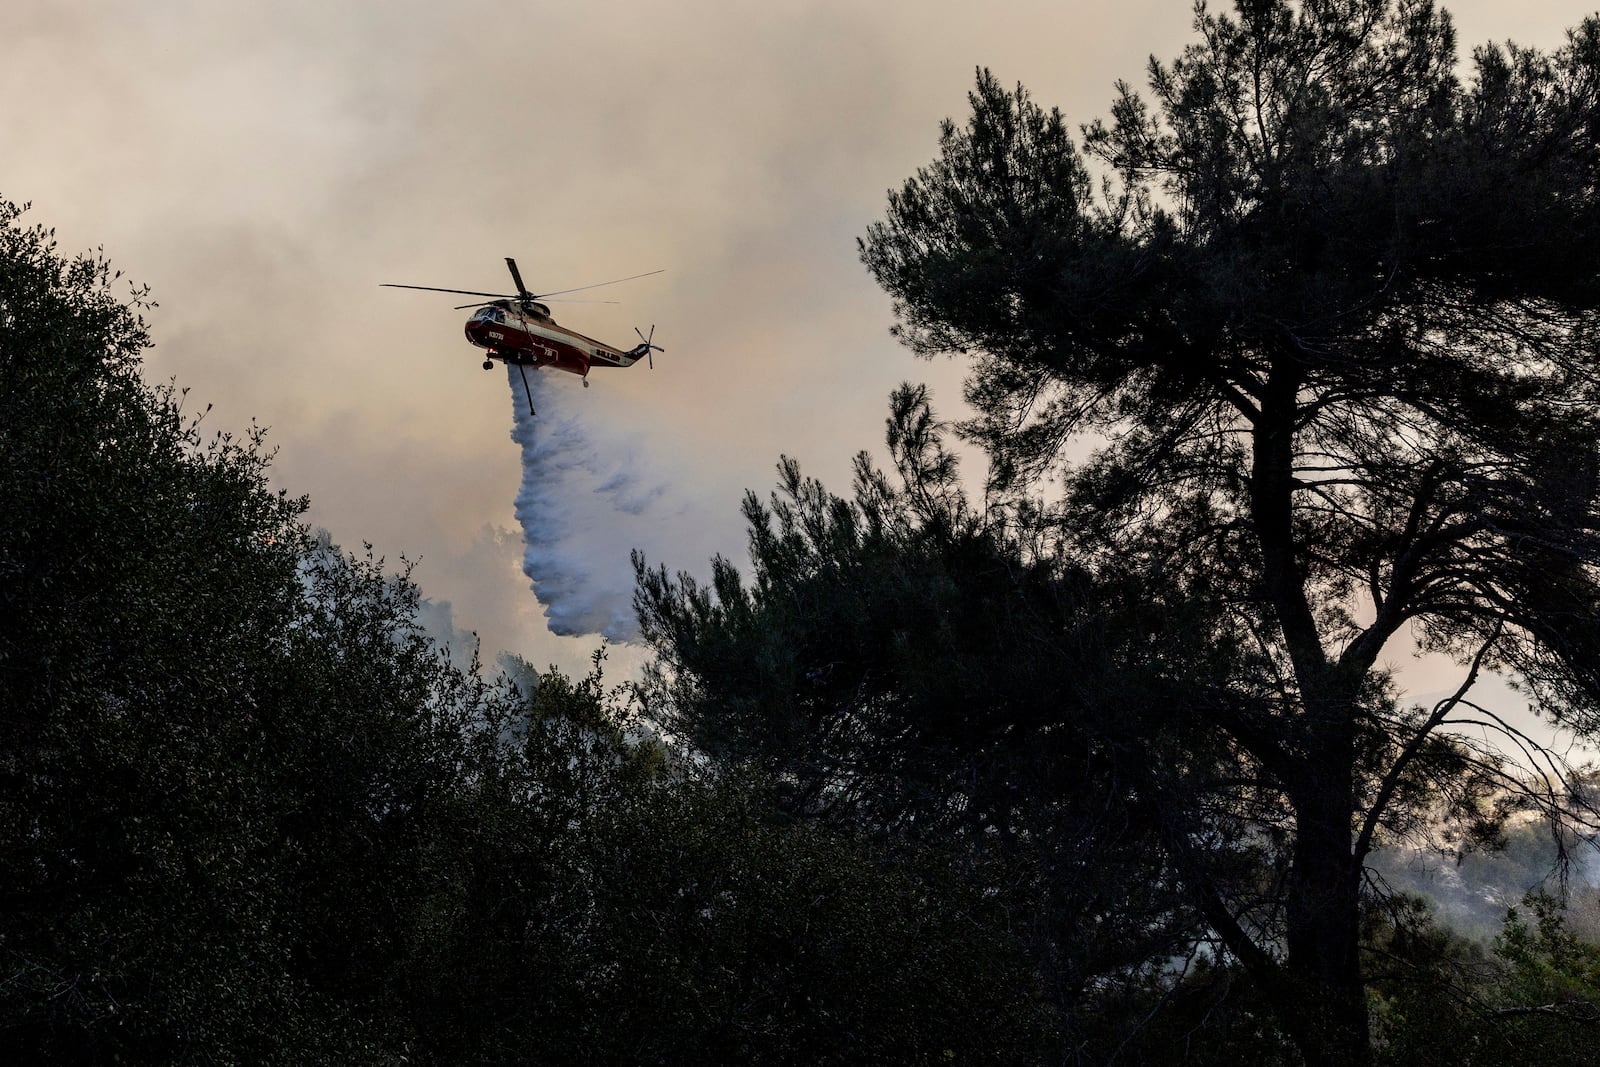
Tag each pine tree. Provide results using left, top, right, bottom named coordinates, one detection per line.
left=856, top=2, right=1600, bottom=1061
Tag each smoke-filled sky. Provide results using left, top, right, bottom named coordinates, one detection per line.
left=1, top=1, right=1586, bottom=682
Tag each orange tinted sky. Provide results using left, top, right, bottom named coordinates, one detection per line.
left=1, top=1, right=1587, bottom=679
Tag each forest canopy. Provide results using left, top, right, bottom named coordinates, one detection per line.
left=0, top=199, right=1052, bottom=1064
left=7, top=1, right=1600, bottom=1064
left=642, top=1, right=1600, bottom=1064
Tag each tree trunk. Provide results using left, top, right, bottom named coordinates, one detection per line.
left=1248, top=366, right=1371, bottom=1064
left=1283, top=713, right=1368, bottom=1067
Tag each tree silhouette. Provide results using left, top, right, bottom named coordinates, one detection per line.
left=0, top=196, right=1056, bottom=1065
left=855, top=2, right=1600, bottom=1061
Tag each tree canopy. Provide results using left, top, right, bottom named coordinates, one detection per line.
left=861, top=3, right=1600, bottom=1061
left=635, top=387, right=1224, bottom=1030
left=642, top=2, right=1600, bottom=1063
left=11, top=2, right=1600, bottom=1063
left=0, top=197, right=1057, bottom=1064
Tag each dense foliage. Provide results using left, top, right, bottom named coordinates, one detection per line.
left=643, top=1, right=1600, bottom=1063
left=634, top=386, right=1238, bottom=1036
left=859, top=1, right=1600, bottom=1061
left=10, top=1, right=1600, bottom=1062
left=637, top=392, right=1600, bottom=1065
left=0, top=198, right=1054, bottom=1064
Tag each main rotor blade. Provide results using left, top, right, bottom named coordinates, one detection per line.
left=452, top=298, right=620, bottom=310
left=535, top=269, right=664, bottom=300
left=383, top=283, right=517, bottom=298
left=505, top=257, right=532, bottom=299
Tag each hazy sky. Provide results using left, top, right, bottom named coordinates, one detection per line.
left=2, top=1, right=1588, bottom=682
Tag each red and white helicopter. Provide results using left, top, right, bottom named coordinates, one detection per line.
left=383, top=257, right=664, bottom=414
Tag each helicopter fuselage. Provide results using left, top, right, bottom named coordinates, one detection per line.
left=464, top=300, right=645, bottom=379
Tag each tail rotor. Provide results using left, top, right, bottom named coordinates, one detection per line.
left=634, top=324, right=665, bottom=369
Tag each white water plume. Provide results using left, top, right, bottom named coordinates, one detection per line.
left=508, top=367, right=683, bottom=642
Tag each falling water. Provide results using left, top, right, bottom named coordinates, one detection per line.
left=506, top=368, right=673, bottom=641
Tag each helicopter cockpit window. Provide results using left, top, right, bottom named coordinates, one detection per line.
left=474, top=306, right=505, bottom=323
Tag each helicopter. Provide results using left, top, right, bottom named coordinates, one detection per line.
left=382, top=257, right=664, bottom=414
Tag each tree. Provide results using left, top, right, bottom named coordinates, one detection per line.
left=0, top=196, right=1058, bottom=1063
left=531, top=660, right=1060, bottom=1066
left=1360, top=888, right=1600, bottom=1066
left=0, top=195, right=531, bottom=1062
left=854, top=2, right=1600, bottom=1061
left=635, top=387, right=1258, bottom=1047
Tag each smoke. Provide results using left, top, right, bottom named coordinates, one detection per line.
left=1370, top=822, right=1600, bottom=942
left=508, top=366, right=685, bottom=643
left=413, top=596, right=482, bottom=674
